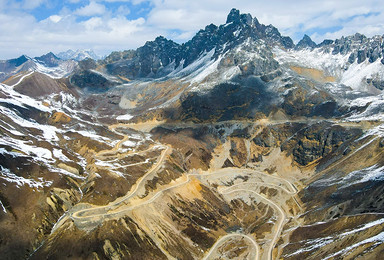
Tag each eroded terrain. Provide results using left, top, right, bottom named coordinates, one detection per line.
left=18, top=118, right=382, bottom=260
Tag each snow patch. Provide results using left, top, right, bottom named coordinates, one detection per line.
left=76, top=130, right=113, bottom=144
left=190, top=56, right=221, bottom=85
left=122, top=140, right=136, bottom=147
left=48, top=165, right=85, bottom=179
left=116, top=114, right=133, bottom=121
left=1, top=137, right=53, bottom=161
left=274, top=47, right=384, bottom=92
left=274, top=47, right=347, bottom=77
left=53, top=149, right=71, bottom=162
left=341, top=60, right=384, bottom=90
left=340, top=164, right=384, bottom=187
left=172, top=49, right=216, bottom=79
left=0, top=105, right=59, bottom=142
left=324, top=230, right=384, bottom=260
left=287, top=218, right=384, bottom=258
left=357, top=124, right=384, bottom=140
left=285, top=236, right=334, bottom=257
left=9, top=70, right=34, bottom=87
left=0, top=83, right=51, bottom=112
left=233, top=29, right=241, bottom=38
left=33, top=60, right=76, bottom=79
left=347, top=96, right=384, bottom=122
left=90, top=69, right=120, bottom=83
left=222, top=66, right=241, bottom=81
left=0, top=200, right=6, bottom=213
left=0, top=165, right=53, bottom=189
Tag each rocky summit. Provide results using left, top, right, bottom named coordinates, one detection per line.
left=1, top=8, right=384, bottom=260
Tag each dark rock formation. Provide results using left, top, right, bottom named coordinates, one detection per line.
left=281, top=122, right=362, bottom=166
left=34, top=52, right=61, bottom=67
left=78, top=58, right=97, bottom=71
left=318, top=33, right=383, bottom=64
left=8, top=55, right=29, bottom=67
left=357, top=49, right=367, bottom=64
left=106, top=36, right=182, bottom=79
left=296, top=34, right=317, bottom=50
left=70, top=70, right=117, bottom=92
left=178, top=81, right=273, bottom=122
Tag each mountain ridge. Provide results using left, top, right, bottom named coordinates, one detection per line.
left=1, top=8, right=383, bottom=83
left=56, top=49, right=101, bottom=61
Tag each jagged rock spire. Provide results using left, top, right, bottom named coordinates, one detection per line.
left=296, top=34, right=317, bottom=50
left=226, top=8, right=240, bottom=23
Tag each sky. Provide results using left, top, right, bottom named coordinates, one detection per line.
left=0, top=0, right=383, bottom=59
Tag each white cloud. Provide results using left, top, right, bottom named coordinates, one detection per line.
left=117, top=5, right=131, bottom=16
left=312, top=12, right=384, bottom=42
left=49, top=15, right=62, bottom=23
left=83, top=17, right=104, bottom=30
left=75, top=1, right=106, bottom=16
left=173, top=31, right=196, bottom=41
left=102, top=0, right=146, bottom=4
left=0, top=7, right=159, bottom=59
left=22, top=0, right=45, bottom=9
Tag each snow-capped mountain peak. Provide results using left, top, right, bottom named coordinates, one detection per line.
left=56, top=49, right=101, bottom=61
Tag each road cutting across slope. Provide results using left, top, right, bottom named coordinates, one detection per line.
left=70, top=145, right=171, bottom=222
left=202, top=233, right=260, bottom=260
left=220, top=186, right=287, bottom=260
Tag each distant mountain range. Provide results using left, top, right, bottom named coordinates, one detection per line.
left=56, top=49, right=101, bottom=61
left=0, top=50, right=101, bottom=82
left=0, top=52, right=77, bottom=82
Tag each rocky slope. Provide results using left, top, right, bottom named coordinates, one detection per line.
left=0, top=8, right=384, bottom=260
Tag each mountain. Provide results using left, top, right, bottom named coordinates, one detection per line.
left=1, top=8, right=384, bottom=260
left=103, top=8, right=294, bottom=80
left=0, top=53, right=77, bottom=83
left=295, top=34, right=317, bottom=49
left=35, top=52, right=61, bottom=67
left=57, top=49, right=101, bottom=61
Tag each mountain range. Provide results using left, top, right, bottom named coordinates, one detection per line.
left=0, top=8, right=383, bottom=260
left=56, top=49, right=101, bottom=61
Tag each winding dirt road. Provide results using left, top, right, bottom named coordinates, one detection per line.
left=69, top=166, right=298, bottom=260
left=220, top=187, right=286, bottom=260
left=202, top=233, right=260, bottom=260
left=51, top=121, right=302, bottom=259
left=69, top=145, right=171, bottom=226
left=66, top=162, right=299, bottom=259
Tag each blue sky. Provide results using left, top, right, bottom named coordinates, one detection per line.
left=0, top=0, right=383, bottom=59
